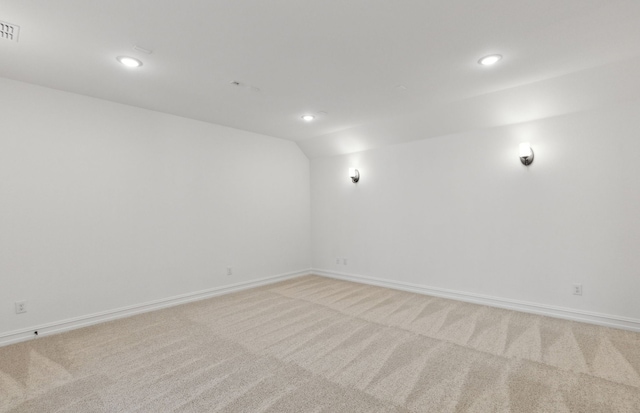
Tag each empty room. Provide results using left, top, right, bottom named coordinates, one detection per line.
left=1, top=1, right=640, bottom=412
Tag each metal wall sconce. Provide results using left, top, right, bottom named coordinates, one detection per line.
left=349, top=168, right=360, bottom=183
left=519, top=142, right=534, bottom=166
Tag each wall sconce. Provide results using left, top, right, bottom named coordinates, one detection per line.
left=519, top=142, right=534, bottom=166
left=349, top=168, right=360, bottom=183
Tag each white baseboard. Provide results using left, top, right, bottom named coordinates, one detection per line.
left=0, top=269, right=311, bottom=347
left=312, top=268, right=640, bottom=332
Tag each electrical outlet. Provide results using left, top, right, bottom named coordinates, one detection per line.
left=573, top=284, right=583, bottom=296
left=15, top=301, right=27, bottom=314
left=226, top=266, right=233, bottom=276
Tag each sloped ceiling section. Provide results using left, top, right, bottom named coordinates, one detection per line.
left=299, top=56, right=640, bottom=158
left=1, top=1, right=640, bottom=158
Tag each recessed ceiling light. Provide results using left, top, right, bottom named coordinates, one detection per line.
left=116, top=56, right=143, bottom=68
left=301, top=115, right=315, bottom=122
left=478, top=54, right=502, bottom=66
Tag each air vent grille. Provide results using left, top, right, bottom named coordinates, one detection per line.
left=0, top=21, right=20, bottom=42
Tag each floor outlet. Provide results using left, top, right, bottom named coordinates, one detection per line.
left=15, top=301, right=27, bottom=314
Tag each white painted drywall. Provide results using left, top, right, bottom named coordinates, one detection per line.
left=310, top=102, right=640, bottom=320
left=0, top=78, right=310, bottom=336
left=298, top=56, right=640, bottom=159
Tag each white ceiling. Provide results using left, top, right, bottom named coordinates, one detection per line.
left=2, top=0, right=640, bottom=157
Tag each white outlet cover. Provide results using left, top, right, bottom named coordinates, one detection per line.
left=15, top=301, right=27, bottom=314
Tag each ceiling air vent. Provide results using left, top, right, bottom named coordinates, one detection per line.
left=0, top=21, right=20, bottom=42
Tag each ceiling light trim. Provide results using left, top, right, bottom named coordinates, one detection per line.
left=478, top=54, right=503, bottom=66
left=116, top=56, right=143, bottom=68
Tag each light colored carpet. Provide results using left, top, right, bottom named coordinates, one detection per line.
left=1, top=275, right=640, bottom=412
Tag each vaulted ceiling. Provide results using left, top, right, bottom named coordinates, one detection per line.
left=2, top=0, right=640, bottom=157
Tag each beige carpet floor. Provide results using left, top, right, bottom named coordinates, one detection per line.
left=1, top=275, right=640, bottom=412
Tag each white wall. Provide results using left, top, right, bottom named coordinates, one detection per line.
left=3, top=74, right=640, bottom=339
left=311, top=102, right=640, bottom=322
left=0, top=78, right=310, bottom=336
